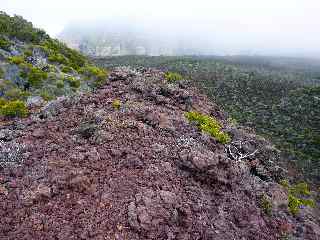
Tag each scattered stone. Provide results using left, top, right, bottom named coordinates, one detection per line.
left=0, top=184, right=8, bottom=196
left=26, top=96, right=45, bottom=108
left=0, top=140, right=25, bottom=166
left=40, top=96, right=68, bottom=118
left=76, top=122, right=98, bottom=139
left=32, top=128, right=45, bottom=138
left=34, top=183, right=51, bottom=199
left=0, top=129, right=14, bottom=141
left=69, top=174, right=91, bottom=193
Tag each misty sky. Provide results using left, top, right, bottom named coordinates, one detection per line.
left=1, top=0, right=320, bottom=56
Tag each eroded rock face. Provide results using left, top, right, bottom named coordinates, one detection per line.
left=128, top=189, right=184, bottom=238
left=0, top=68, right=318, bottom=240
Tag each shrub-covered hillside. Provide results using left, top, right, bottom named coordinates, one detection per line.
left=0, top=12, right=108, bottom=117
left=93, top=56, right=320, bottom=183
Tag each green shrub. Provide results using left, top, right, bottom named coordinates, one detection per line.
left=260, top=195, right=273, bottom=216
left=112, top=99, right=121, bottom=110
left=23, top=49, right=33, bottom=57
left=79, top=65, right=105, bottom=75
left=0, top=67, right=4, bottom=78
left=18, top=62, right=33, bottom=79
left=0, top=100, right=28, bottom=117
left=0, top=98, right=7, bottom=107
left=28, top=67, right=48, bottom=87
left=46, top=64, right=57, bottom=73
left=185, top=111, right=231, bottom=144
left=40, top=89, right=54, bottom=101
left=56, top=79, right=64, bottom=89
left=5, top=87, right=29, bottom=100
left=48, top=53, right=68, bottom=65
left=164, top=71, right=183, bottom=82
left=288, top=194, right=315, bottom=216
left=280, top=180, right=316, bottom=215
left=0, top=12, right=48, bottom=44
left=79, top=65, right=108, bottom=86
left=0, top=80, right=14, bottom=93
left=94, top=76, right=108, bottom=88
left=42, top=39, right=86, bottom=70
left=0, top=37, right=10, bottom=50
left=61, top=65, right=73, bottom=73
left=8, top=55, right=25, bottom=65
left=65, top=76, right=80, bottom=88
left=19, top=62, right=33, bottom=69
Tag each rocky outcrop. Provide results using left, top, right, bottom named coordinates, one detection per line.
left=0, top=68, right=319, bottom=239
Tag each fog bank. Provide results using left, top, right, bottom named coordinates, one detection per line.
left=2, top=0, right=320, bottom=57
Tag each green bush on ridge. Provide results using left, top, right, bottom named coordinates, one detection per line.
left=164, top=71, right=183, bottom=82
left=65, top=76, right=80, bottom=88
left=27, top=67, right=48, bottom=87
left=0, top=37, right=11, bottom=50
left=56, top=79, right=64, bottom=89
left=42, top=39, right=87, bottom=70
left=0, top=12, right=48, bottom=43
left=0, top=11, right=113, bottom=118
left=185, top=111, right=231, bottom=144
left=280, top=180, right=315, bottom=215
left=61, top=65, right=74, bottom=73
left=0, top=68, right=4, bottom=78
left=8, top=56, right=25, bottom=65
left=79, top=65, right=108, bottom=87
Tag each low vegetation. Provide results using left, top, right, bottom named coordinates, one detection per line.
left=0, top=11, right=110, bottom=118
left=0, top=67, right=4, bottom=78
left=4, top=87, right=29, bottom=100
left=42, top=39, right=87, bottom=70
left=8, top=56, right=25, bottom=65
left=112, top=99, right=121, bottom=110
left=0, top=99, right=28, bottom=117
left=280, top=180, right=315, bottom=215
left=0, top=11, right=48, bottom=44
left=185, top=111, right=230, bottom=144
left=164, top=71, right=183, bottom=82
left=0, top=36, right=11, bottom=50
left=61, top=65, right=74, bottom=73
left=79, top=65, right=108, bottom=86
left=260, top=195, right=273, bottom=216
left=27, top=67, right=48, bottom=87
left=65, top=76, right=80, bottom=89
left=56, top=79, right=64, bottom=89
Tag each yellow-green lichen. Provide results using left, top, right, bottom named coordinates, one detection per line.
left=112, top=99, right=121, bottom=110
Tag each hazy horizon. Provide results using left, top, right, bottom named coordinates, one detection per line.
left=2, top=0, right=320, bottom=58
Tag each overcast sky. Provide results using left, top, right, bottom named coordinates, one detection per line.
left=1, top=0, right=320, bottom=56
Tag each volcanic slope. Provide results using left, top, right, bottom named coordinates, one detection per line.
left=0, top=68, right=319, bottom=239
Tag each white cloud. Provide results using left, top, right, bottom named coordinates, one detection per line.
left=1, top=0, right=320, bottom=56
